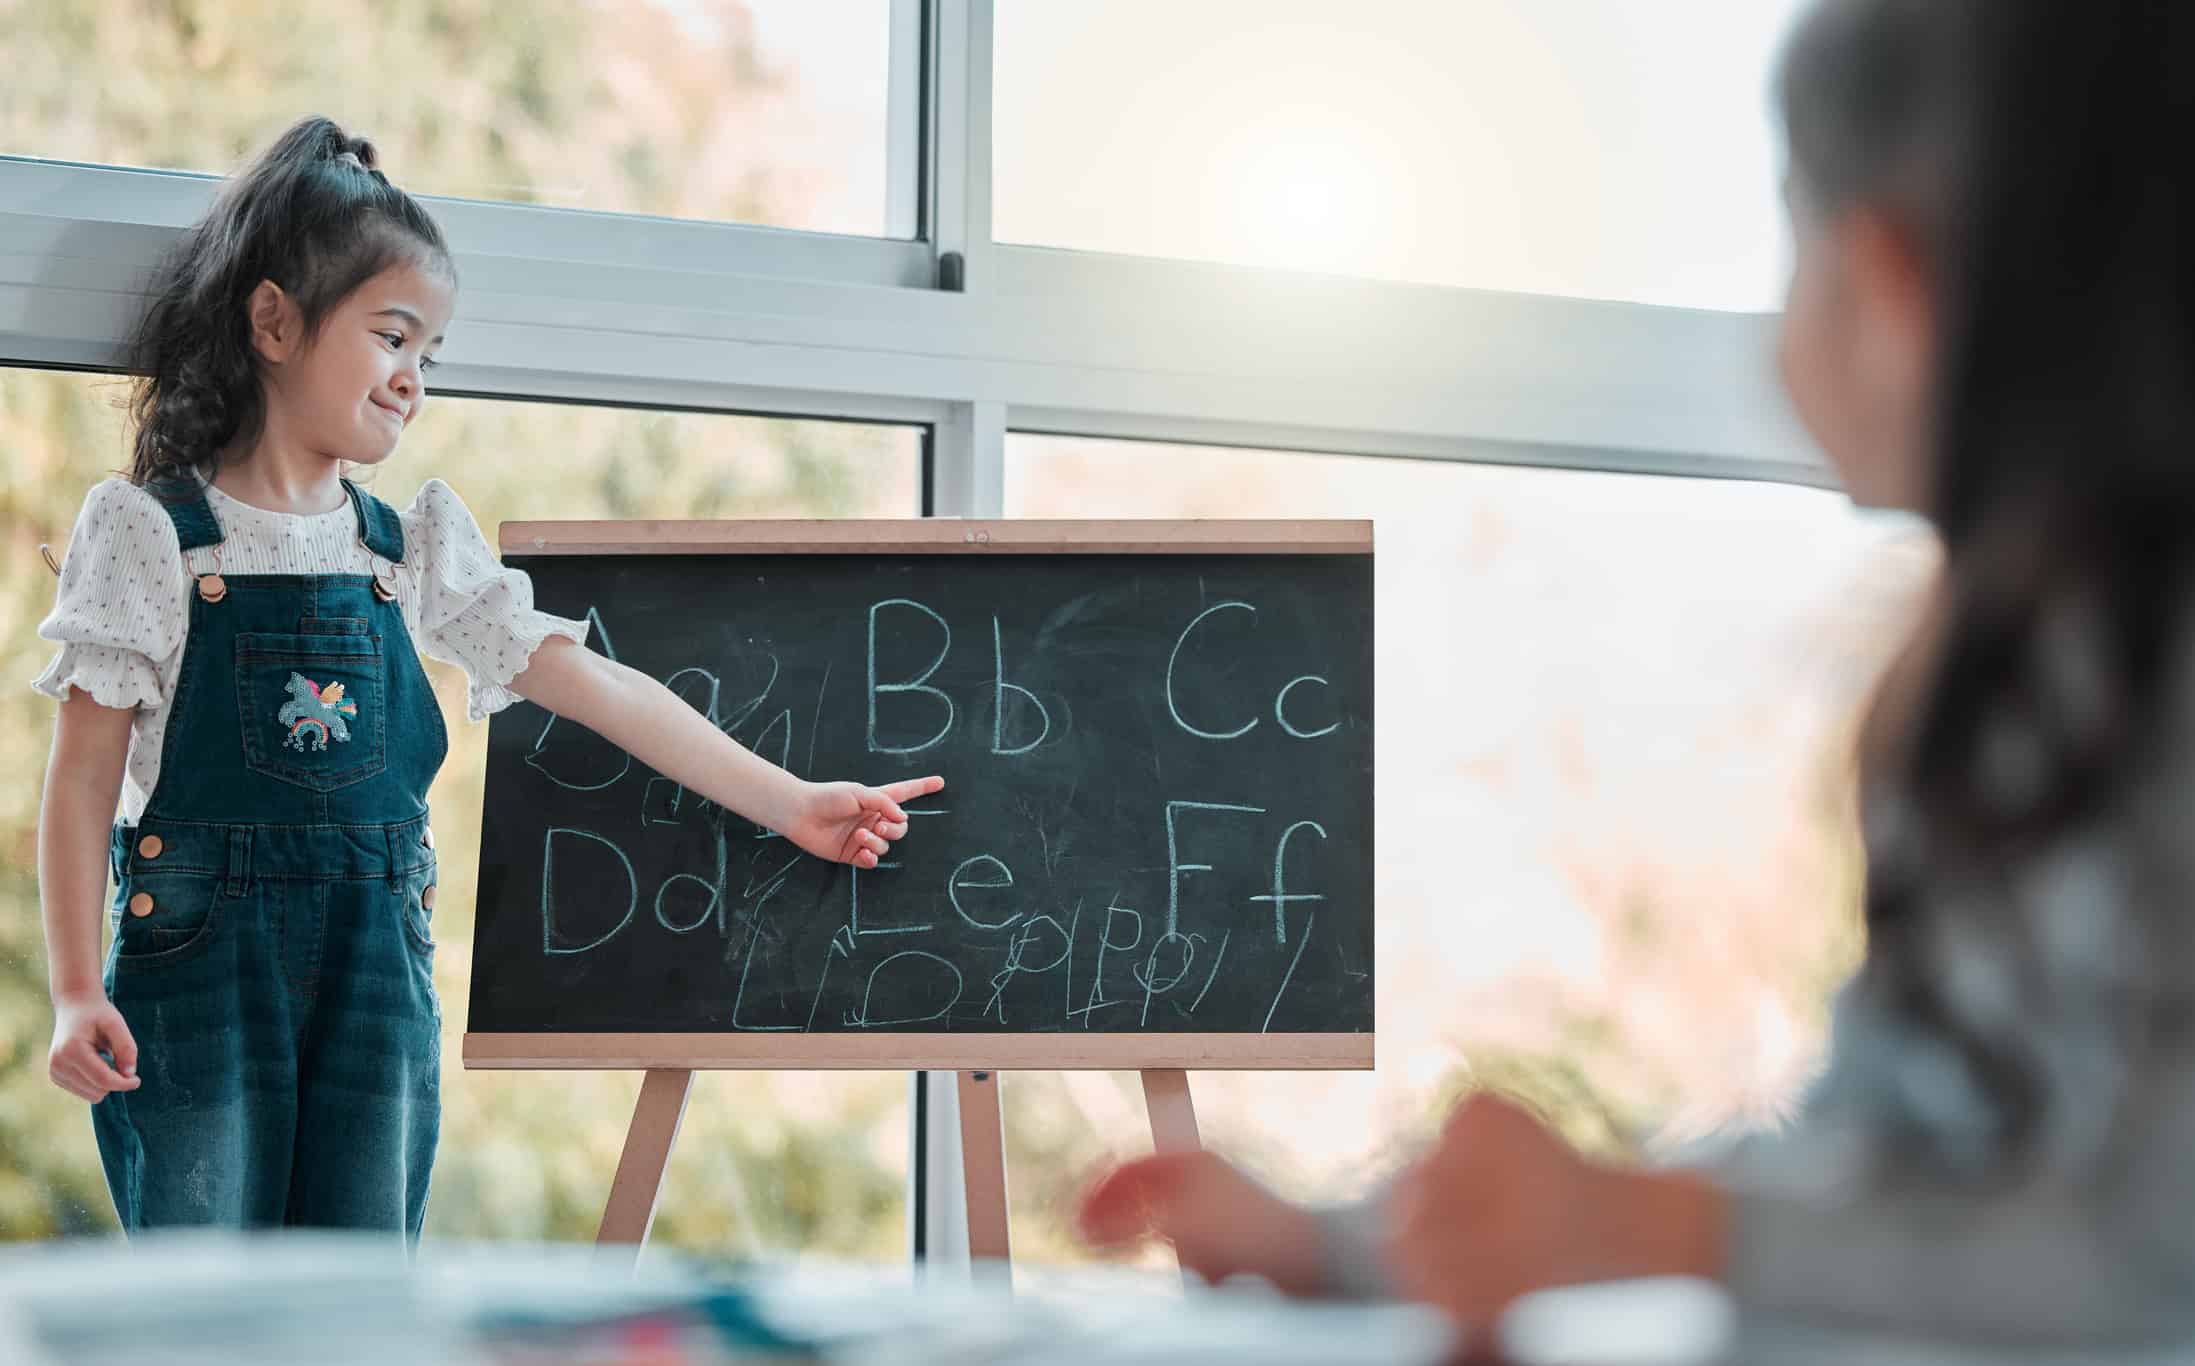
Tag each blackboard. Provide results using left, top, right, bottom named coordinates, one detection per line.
left=464, top=521, right=1374, bottom=1072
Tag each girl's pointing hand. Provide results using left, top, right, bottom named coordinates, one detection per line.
left=781, top=774, right=946, bottom=869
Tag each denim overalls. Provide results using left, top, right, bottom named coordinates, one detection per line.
left=94, top=477, right=448, bottom=1236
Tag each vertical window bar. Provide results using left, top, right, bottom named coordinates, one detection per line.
left=886, top=0, right=927, bottom=241
left=925, top=0, right=995, bottom=292
left=912, top=6, right=1002, bottom=1251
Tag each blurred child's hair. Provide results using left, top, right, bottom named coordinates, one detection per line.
left=1775, top=0, right=1977, bottom=257
left=1783, top=1, right=2195, bottom=926
left=123, top=115, right=455, bottom=486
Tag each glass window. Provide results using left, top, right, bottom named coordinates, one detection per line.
left=999, top=434, right=1937, bottom=1266
left=0, top=2, right=901, bottom=237
left=994, top=0, right=1810, bottom=310
left=0, top=366, right=921, bottom=1245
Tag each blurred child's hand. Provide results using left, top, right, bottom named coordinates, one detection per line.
left=1386, top=1094, right=1725, bottom=1331
left=1075, top=1149, right=1327, bottom=1295
left=781, top=774, right=945, bottom=869
left=48, top=988, right=140, bottom=1103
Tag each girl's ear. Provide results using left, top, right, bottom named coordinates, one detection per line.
left=1843, top=208, right=1937, bottom=416
left=245, top=279, right=301, bottom=365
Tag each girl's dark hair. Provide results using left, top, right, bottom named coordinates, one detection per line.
left=1782, top=1, right=2195, bottom=1140
left=123, top=115, right=455, bottom=486
left=1776, top=0, right=1977, bottom=256
left=1782, top=2, right=2195, bottom=851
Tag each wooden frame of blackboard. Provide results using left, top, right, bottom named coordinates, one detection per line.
left=463, top=1032, right=1371, bottom=1070
left=475, top=517, right=1376, bottom=1272
left=497, top=517, right=1372, bottom=557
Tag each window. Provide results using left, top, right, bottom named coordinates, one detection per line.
left=0, top=367, right=922, bottom=1248
left=0, top=2, right=906, bottom=237
left=998, top=433, right=1935, bottom=1264
left=995, top=0, right=1808, bottom=310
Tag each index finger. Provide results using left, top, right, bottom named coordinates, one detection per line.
left=878, top=775, right=945, bottom=806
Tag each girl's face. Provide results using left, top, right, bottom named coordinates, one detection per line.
left=255, top=259, right=454, bottom=468
left=1776, top=185, right=1937, bottom=514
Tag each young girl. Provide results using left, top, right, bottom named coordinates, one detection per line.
left=1083, top=0, right=2195, bottom=1349
left=36, top=116, right=943, bottom=1238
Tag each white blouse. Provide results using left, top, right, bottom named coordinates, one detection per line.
left=31, top=476, right=590, bottom=826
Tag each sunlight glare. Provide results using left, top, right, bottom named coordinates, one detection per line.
left=1209, top=115, right=1393, bottom=275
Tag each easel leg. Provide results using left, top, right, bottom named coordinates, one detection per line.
left=597, top=1068, right=695, bottom=1261
left=1141, top=1068, right=1202, bottom=1153
left=1141, top=1069, right=1203, bottom=1285
left=957, top=1069, right=1012, bottom=1281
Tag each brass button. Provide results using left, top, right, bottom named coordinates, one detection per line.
left=137, top=835, right=164, bottom=860
left=196, top=573, right=227, bottom=604
left=127, top=892, right=155, bottom=918
left=420, top=885, right=437, bottom=910
left=421, top=828, right=435, bottom=851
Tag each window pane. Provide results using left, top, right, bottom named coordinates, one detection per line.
left=1, top=2, right=900, bottom=237
left=0, top=368, right=921, bottom=1246
left=1001, top=434, right=1936, bottom=1266
left=994, top=0, right=1806, bottom=310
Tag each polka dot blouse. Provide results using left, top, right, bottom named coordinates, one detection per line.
left=31, top=476, right=590, bottom=825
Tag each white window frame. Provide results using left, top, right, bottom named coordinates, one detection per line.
left=0, top=0, right=1833, bottom=1265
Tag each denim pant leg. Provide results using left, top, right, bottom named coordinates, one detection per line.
left=93, top=873, right=297, bottom=1230
left=284, top=862, right=441, bottom=1235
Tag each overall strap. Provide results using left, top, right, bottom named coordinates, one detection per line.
left=343, top=479, right=408, bottom=564
left=143, top=474, right=225, bottom=553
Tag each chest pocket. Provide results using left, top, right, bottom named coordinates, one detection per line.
left=235, top=632, right=389, bottom=792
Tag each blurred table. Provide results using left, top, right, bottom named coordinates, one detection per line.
left=0, top=1232, right=1455, bottom=1366
left=10, top=1235, right=2193, bottom=1366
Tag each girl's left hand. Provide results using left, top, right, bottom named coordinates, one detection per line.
left=780, top=774, right=945, bottom=868
left=1385, top=1094, right=1725, bottom=1334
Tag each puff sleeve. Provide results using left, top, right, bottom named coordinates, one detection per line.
left=30, top=478, right=188, bottom=710
left=401, top=479, right=590, bottom=722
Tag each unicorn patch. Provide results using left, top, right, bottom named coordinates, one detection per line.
left=278, top=673, right=359, bottom=752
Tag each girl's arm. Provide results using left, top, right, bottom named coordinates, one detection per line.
left=1103, top=1024, right=2195, bottom=1350
left=508, top=636, right=941, bottom=867
left=41, top=692, right=141, bottom=1101
left=1081, top=1099, right=1719, bottom=1323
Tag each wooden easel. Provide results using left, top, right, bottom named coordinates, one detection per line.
left=598, top=1067, right=695, bottom=1246
left=593, top=1065, right=1200, bottom=1264
left=463, top=1032, right=1370, bottom=1269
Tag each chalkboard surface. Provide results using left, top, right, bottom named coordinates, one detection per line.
left=468, top=524, right=1373, bottom=1059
